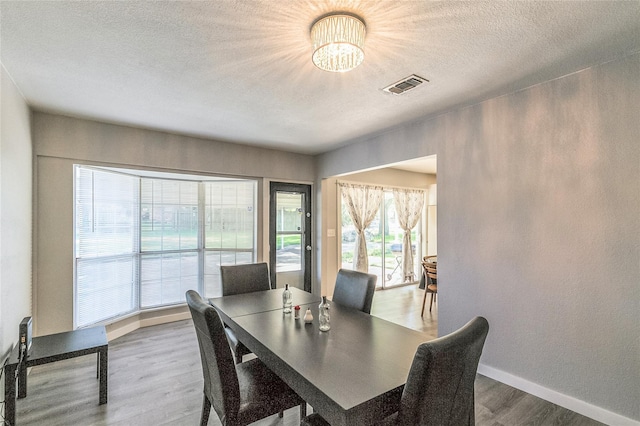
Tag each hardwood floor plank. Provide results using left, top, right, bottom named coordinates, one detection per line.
left=12, top=285, right=603, bottom=425
left=371, top=284, right=438, bottom=339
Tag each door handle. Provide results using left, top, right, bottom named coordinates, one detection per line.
left=306, top=245, right=312, bottom=251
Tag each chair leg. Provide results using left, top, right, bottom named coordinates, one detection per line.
left=421, top=287, right=428, bottom=317
left=429, top=293, right=436, bottom=312
left=300, top=402, right=307, bottom=418
left=201, top=394, right=211, bottom=426
left=235, top=351, right=243, bottom=364
left=279, top=410, right=284, bottom=418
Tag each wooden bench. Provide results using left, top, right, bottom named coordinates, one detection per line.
left=3, top=326, right=108, bottom=425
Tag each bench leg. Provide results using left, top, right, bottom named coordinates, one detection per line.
left=98, top=347, right=108, bottom=404
left=4, top=363, right=18, bottom=426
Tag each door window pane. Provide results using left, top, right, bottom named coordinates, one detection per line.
left=276, top=193, right=304, bottom=232
left=275, top=192, right=303, bottom=273
left=364, top=212, right=382, bottom=287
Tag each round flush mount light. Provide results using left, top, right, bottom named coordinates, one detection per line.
left=311, top=13, right=366, bottom=73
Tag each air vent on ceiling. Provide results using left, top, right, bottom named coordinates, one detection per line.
left=382, top=74, right=429, bottom=95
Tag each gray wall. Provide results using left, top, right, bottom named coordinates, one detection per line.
left=317, top=53, right=640, bottom=423
left=32, top=113, right=315, bottom=335
left=0, top=65, right=33, bottom=394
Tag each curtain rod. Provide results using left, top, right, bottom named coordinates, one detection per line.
left=336, top=179, right=428, bottom=192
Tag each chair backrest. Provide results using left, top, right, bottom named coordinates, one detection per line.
left=422, top=258, right=437, bottom=285
left=186, top=290, right=240, bottom=423
left=332, top=269, right=377, bottom=314
left=396, top=316, right=489, bottom=426
left=220, top=262, right=271, bottom=296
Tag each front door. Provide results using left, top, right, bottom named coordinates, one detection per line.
left=269, top=182, right=312, bottom=292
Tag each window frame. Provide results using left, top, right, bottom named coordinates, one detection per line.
left=73, top=165, right=259, bottom=328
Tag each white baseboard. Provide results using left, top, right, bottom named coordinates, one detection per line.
left=107, top=321, right=140, bottom=341
left=478, top=364, right=640, bottom=426
left=140, top=311, right=191, bottom=328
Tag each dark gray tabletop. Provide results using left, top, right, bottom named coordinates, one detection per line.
left=212, top=290, right=429, bottom=426
left=209, top=287, right=321, bottom=318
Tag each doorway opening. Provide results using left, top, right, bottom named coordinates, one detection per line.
left=340, top=188, right=423, bottom=288
left=334, top=156, right=437, bottom=290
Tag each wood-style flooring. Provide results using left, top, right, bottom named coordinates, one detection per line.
left=7, top=285, right=603, bottom=426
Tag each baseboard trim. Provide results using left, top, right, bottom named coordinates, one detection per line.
left=140, top=311, right=191, bottom=328
left=107, top=321, right=140, bottom=341
left=478, top=364, right=639, bottom=426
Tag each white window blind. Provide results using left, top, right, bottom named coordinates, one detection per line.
left=140, top=179, right=199, bottom=251
left=203, top=180, right=256, bottom=297
left=75, top=167, right=139, bottom=327
left=140, top=178, right=200, bottom=308
left=74, top=166, right=258, bottom=327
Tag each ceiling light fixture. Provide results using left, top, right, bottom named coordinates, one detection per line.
left=311, top=13, right=365, bottom=73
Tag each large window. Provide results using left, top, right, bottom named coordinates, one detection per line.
left=74, top=166, right=257, bottom=328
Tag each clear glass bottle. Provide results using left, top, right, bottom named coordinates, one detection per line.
left=319, top=296, right=331, bottom=331
left=282, top=284, right=292, bottom=313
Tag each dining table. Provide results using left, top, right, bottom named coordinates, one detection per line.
left=209, top=287, right=430, bottom=426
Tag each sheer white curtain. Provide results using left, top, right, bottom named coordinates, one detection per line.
left=393, top=188, right=425, bottom=281
left=340, top=183, right=384, bottom=272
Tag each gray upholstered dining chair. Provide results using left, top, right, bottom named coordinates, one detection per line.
left=301, top=316, right=489, bottom=426
left=332, top=268, right=377, bottom=314
left=186, top=290, right=306, bottom=426
left=220, top=262, right=272, bottom=363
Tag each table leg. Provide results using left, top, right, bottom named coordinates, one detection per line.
left=98, top=347, right=108, bottom=404
left=4, top=363, right=17, bottom=426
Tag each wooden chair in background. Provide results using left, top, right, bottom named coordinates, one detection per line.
left=421, top=256, right=437, bottom=316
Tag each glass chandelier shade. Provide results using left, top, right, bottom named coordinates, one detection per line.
left=311, top=14, right=365, bottom=72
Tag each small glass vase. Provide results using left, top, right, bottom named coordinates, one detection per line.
left=282, top=284, right=292, bottom=313
left=319, top=296, right=331, bottom=331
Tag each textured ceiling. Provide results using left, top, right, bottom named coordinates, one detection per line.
left=1, top=1, right=639, bottom=155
